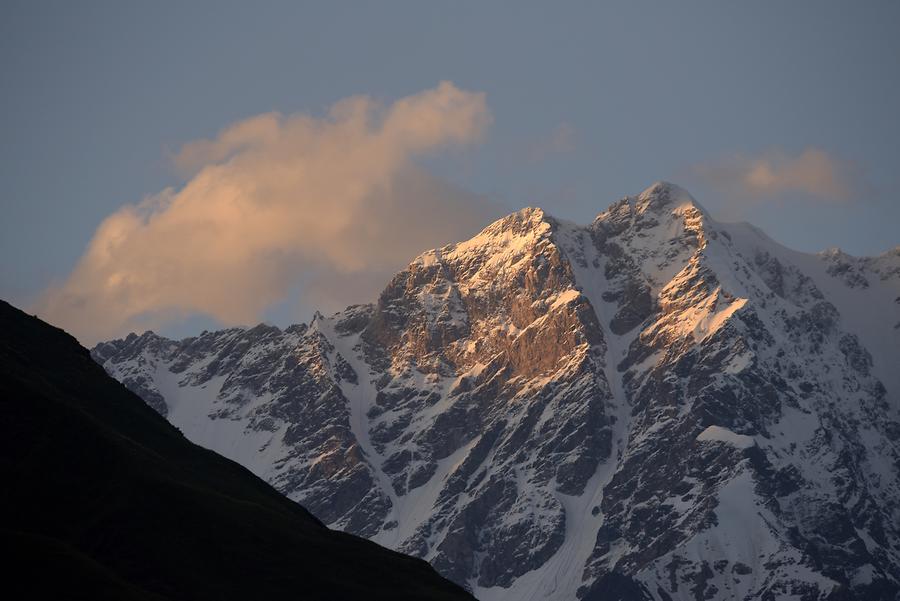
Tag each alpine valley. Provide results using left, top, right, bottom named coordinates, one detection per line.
left=92, top=183, right=900, bottom=601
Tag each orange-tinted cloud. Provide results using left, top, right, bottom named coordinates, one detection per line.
left=691, top=147, right=864, bottom=202
left=37, top=82, right=497, bottom=343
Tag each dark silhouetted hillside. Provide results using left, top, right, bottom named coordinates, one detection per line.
left=0, top=299, right=474, bottom=601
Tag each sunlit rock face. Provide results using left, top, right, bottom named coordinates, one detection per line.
left=94, top=182, right=900, bottom=601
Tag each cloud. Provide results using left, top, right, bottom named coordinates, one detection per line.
left=691, top=147, right=865, bottom=202
left=37, top=82, right=499, bottom=344
left=527, top=122, right=577, bottom=163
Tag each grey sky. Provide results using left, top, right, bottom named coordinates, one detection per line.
left=2, top=1, right=898, bottom=339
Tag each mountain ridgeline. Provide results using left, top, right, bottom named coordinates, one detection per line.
left=0, top=300, right=474, bottom=600
left=92, top=183, right=900, bottom=601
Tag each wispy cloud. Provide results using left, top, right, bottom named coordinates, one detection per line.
left=36, top=82, right=499, bottom=343
left=691, top=147, right=865, bottom=202
left=527, top=122, right=576, bottom=163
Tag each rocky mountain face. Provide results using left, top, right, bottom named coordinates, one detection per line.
left=93, top=183, right=900, bottom=601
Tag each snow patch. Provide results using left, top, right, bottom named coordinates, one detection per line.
left=697, top=425, right=755, bottom=449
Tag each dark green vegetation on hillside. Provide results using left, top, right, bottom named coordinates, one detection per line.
left=0, top=300, right=474, bottom=601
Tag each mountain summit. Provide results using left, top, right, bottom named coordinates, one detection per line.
left=93, top=183, right=900, bottom=601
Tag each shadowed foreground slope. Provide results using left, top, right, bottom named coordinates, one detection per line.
left=0, top=300, right=474, bottom=601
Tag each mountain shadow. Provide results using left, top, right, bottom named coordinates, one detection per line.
left=0, top=299, right=474, bottom=601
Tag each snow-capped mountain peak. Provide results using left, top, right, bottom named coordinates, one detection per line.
left=93, top=184, right=900, bottom=601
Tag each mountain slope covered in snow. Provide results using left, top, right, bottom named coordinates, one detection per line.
left=94, top=183, right=900, bottom=601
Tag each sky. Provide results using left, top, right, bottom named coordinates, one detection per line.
left=2, top=1, right=899, bottom=343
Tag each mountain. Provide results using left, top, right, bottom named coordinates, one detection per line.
left=0, top=300, right=474, bottom=601
left=92, top=183, right=900, bottom=601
